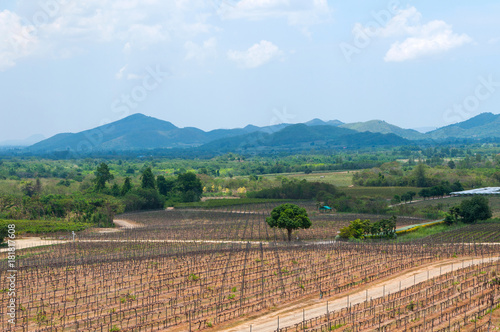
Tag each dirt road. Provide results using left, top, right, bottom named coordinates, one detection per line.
left=0, top=219, right=144, bottom=251
left=221, top=256, right=500, bottom=332
left=0, top=237, right=67, bottom=252
left=113, top=219, right=143, bottom=228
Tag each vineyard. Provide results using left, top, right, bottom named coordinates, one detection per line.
left=114, top=203, right=427, bottom=242
left=1, top=203, right=499, bottom=331
left=423, top=221, right=500, bottom=244
left=276, top=259, right=500, bottom=332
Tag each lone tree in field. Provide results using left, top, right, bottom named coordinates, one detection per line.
left=266, top=203, right=311, bottom=242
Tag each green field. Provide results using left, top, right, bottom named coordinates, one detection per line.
left=256, top=171, right=355, bottom=187
left=343, top=186, right=421, bottom=199
left=399, top=196, right=500, bottom=218
left=0, top=219, right=92, bottom=235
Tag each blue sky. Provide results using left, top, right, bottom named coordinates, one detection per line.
left=1, top=0, right=499, bottom=141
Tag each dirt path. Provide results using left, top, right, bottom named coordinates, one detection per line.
left=220, top=256, right=500, bottom=332
left=0, top=237, right=67, bottom=252
left=0, top=219, right=145, bottom=251
left=113, top=219, right=143, bottom=228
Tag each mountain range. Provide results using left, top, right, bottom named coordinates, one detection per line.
left=14, top=112, right=500, bottom=155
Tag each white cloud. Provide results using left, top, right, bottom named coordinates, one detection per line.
left=184, top=37, right=217, bottom=61
left=488, top=37, right=500, bottom=45
left=0, top=10, right=38, bottom=71
left=385, top=26, right=472, bottom=62
left=0, top=0, right=217, bottom=69
left=227, top=40, right=282, bottom=68
left=126, top=24, right=169, bottom=50
left=356, top=7, right=472, bottom=62
left=220, top=0, right=331, bottom=28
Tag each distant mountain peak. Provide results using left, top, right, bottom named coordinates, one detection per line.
left=426, top=112, right=500, bottom=140
left=306, top=118, right=344, bottom=127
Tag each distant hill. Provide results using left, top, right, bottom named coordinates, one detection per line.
left=340, top=120, right=425, bottom=140
left=412, top=127, right=437, bottom=134
left=201, top=123, right=409, bottom=153
left=305, top=118, right=344, bottom=127
left=29, top=114, right=186, bottom=152
left=28, top=114, right=297, bottom=153
left=22, top=112, right=500, bottom=155
left=426, top=113, right=500, bottom=140
left=0, top=134, right=45, bottom=147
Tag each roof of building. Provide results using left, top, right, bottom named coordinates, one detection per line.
left=450, top=187, right=500, bottom=195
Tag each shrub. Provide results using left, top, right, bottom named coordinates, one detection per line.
left=459, top=196, right=492, bottom=224
left=0, top=225, right=8, bottom=244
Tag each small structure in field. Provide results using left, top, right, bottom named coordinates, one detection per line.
left=319, top=205, right=333, bottom=213
left=450, top=187, right=500, bottom=196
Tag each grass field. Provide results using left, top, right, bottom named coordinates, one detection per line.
left=0, top=219, right=92, bottom=235
left=256, top=171, right=355, bottom=187
left=343, top=186, right=421, bottom=199
left=401, top=196, right=500, bottom=218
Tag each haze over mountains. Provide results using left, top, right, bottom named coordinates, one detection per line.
left=9, top=112, right=500, bottom=155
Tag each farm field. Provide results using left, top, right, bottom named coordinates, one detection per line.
left=404, top=196, right=500, bottom=218
left=256, top=171, right=355, bottom=188
left=2, top=236, right=498, bottom=331
left=116, top=205, right=428, bottom=242
left=1, top=202, right=500, bottom=331
left=343, top=186, right=422, bottom=199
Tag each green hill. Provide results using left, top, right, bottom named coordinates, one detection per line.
left=426, top=113, right=500, bottom=140
left=340, top=120, right=425, bottom=140
left=201, top=124, right=409, bottom=153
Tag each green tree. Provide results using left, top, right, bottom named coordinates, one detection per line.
left=339, top=219, right=371, bottom=239
left=459, top=196, right=492, bottom=224
left=176, top=172, right=203, bottom=202
left=0, top=225, right=8, bottom=245
left=141, top=168, right=156, bottom=190
left=121, top=177, right=132, bottom=196
left=414, top=163, right=427, bottom=187
left=111, top=183, right=121, bottom=197
left=266, top=203, right=311, bottom=242
left=20, top=181, right=36, bottom=197
left=444, top=206, right=460, bottom=226
left=157, top=176, right=175, bottom=196
left=392, top=195, right=401, bottom=204
left=94, top=163, right=114, bottom=191
left=450, top=181, right=464, bottom=192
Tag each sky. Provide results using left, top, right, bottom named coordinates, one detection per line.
left=1, top=0, right=500, bottom=141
